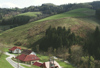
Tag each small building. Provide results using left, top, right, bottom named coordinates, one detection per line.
left=33, top=62, right=43, bottom=67
left=16, top=54, right=40, bottom=65
left=9, top=46, right=21, bottom=53
left=21, top=49, right=36, bottom=55
left=41, top=61, right=62, bottom=68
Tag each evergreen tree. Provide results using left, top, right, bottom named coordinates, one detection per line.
left=40, top=26, right=81, bottom=51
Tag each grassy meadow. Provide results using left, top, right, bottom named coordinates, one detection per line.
left=17, top=12, right=42, bottom=17
left=35, top=8, right=95, bottom=22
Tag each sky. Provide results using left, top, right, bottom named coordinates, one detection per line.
left=0, top=0, right=99, bottom=8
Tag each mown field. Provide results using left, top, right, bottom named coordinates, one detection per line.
left=17, top=12, right=42, bottom=17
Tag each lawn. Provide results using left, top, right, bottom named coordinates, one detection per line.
left=0, top=54, right=14, bottom=68
left=21, top=64, right=40, bottom=68
left=56, top=60, right=76, bottom=68
left=37, top=54, right=49, bottom=62
left=37, top=54, right=76, bottom=68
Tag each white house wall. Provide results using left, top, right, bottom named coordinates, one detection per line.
left=12, top=49, right=21, bottom=53
left=30, top=52, right=36, bottom=55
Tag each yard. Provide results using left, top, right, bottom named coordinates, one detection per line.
left=37, top=54, right=76, bottom=68
left=2, top=47, right=76, bottom=68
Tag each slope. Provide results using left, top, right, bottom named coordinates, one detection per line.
left=36, top=8, right=95, bottom=22
left=0, top=12, right=42, bottom=32
left=0, top=8, right=99, bottom=47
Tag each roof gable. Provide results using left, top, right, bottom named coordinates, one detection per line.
left=9, top=46, right=21, bottom=51
left=33, top=62, right=43, bottom=67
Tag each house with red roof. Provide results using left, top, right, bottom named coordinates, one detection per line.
left=41, top=61, right=61, bottom=68
left=9, top=46, right=21, bottom=53
left=16, top=54, right=40, bottom=65
left=33, top=60, right=61, bottom=68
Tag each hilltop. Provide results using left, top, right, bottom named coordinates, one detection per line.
left=0, top=1, right=100, bottom=32
left=0, top=8, right=99, bottom=48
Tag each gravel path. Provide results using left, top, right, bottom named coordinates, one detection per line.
left=5, top=52, right=24, bottom=68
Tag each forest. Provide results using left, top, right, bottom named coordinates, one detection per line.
left=39, top=26, right=82, bottom=51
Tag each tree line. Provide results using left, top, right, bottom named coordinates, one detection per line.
left=39, top=26, right=82, bottom=51
left=96, top=9, right=100, bottom=19
left=84, top=26, right=100, bottom=60
left=1, top=1, right=100, bottom=19
left=1, top=16, right=30, bottom=26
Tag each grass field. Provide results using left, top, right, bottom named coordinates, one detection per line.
left=21, top=64, right=40, bottom=68
left=37, top=54, right=49, bottom=62
left=35, top=8, right=95, bottom=22
left=17, top=12, right=42, bottom=17
left=0, top=54, right=14, bottom=68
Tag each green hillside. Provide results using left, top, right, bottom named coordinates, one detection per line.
left=0, top=8, right=99, bottom=47
left=36, top=8, right=95, bottom=22
left=0, top=12, right=42, bottom=32
left=17, top=12, right=42, bottom=17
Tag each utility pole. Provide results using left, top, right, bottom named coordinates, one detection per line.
left=49, top=57, right=51, bottom=68
left=53, top=56, right=54, bottom=68
left=17, top=48, right=19, bottom=68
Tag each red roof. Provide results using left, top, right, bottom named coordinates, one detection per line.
left=9, top=46, right=21, bottom=51
left=16, top=54, right=40, bottom=61
left=33, top=62, right=43, bottom=67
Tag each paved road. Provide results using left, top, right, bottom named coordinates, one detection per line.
left=5, top=52, right=24, bottom=68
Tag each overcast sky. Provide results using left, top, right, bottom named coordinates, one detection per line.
left=0, top=0, right=99, bottom=8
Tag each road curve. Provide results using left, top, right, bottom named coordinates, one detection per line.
left=5, top=52, right=24, bottom=68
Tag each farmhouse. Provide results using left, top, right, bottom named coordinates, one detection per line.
left=9, top=46, right=21, bottom=53
left=41, top=61, right=61, bottom=68
left=16, top=54, right=40, bottom=65
left=21, top=49, right=36, bottom=55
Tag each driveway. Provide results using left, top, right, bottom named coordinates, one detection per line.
left=5, top=52, right=24, bottom=68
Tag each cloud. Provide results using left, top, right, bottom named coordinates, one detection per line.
left=0, top=2, right=20, bottom=8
